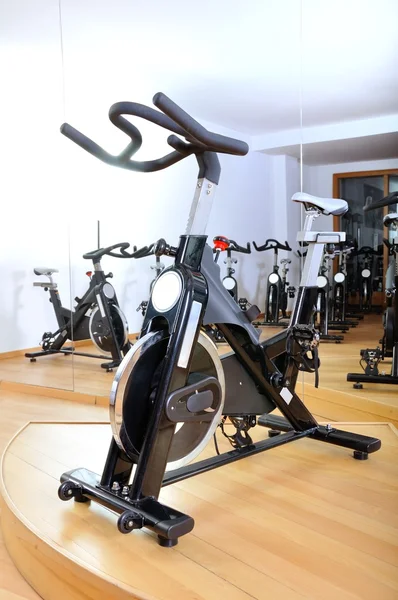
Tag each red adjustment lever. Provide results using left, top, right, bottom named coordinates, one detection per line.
left=213, top=236, right=230, bottom=251
left=86, top=271, right=93, bottom=277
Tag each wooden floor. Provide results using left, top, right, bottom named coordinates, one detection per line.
left=1, top=419, right=397, bottom=600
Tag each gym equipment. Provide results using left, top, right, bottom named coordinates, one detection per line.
left=253, top=239, right=295, bottom=326
left=355, top=246, right=381, bottom=312
left=136, top=254, right=165, bottom=316
left=329, top=240, right=358, bottom=328
left=57, top=93, right=380, bottom=547
left=26, top=243, right=132, bottom=371
left=213, top=236, right=251, bottom=301
left=205, top=237, right=254, bottom=344
left=313, top=251, right=345, bottom=343
left=347, top=191, right=398, bottom=387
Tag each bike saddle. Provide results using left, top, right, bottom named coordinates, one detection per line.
left=292, top=192, right=348, bottom=216
left=34, top=267, right=59, bottom=276
left=280, top=258, right=291, bottom=264
left=383, top=212, right=398, bottom=227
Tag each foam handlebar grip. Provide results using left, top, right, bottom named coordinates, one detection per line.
left=153, top=92, right=249, bottom=156
left=60, top=123, right=111, bottom=162
left=364, top=191, right=398, bottom=212
left=252, top=239, right=292, bottom=252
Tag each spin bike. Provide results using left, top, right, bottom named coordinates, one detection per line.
left=213, top=236, right=251, bottom=301
left=348, top=192, right=398, bottom=387
left=355, top=246, right=381, bottom=312
left=136, top=253, right=165, bottom=316
left=313, top=251, right=345, bottom=343
left=26, top=243, right=132, bottom=371
left=206, top=236, right=256, bottom=344
left=329, top=239, right=358, bottom=329
left=57, top=93, right=380, bottom=547
left=253, top=239, right=295, bottom=326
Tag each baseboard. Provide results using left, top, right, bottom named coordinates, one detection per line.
left=0, top=333, right=141, bottom=361
left=0, top=379, right=108, bottom=406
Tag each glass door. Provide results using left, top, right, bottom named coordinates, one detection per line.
left=338, top=175, right=384, bottom=302
left=334, top=169, right=398, bottom=307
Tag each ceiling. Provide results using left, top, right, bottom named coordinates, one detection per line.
left=264, top=132, right=398, bottom=166
left=1, top=0, right=397, bottom=137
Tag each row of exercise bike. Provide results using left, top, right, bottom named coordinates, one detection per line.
left=30, top=92, right=389, bottom=547
left=28, top=227, right=392, bottom=364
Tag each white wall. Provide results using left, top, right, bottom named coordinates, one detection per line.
left=0, top=107, right=277, bottom=350
left=253, top=154, right=304, bottom=302
left=0, top=0, right=281, bottom=352
left=75, top=148, right=274, bottom=335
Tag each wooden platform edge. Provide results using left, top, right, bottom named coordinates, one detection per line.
left=0, top=379, right=108, bottom=407
left=0, top=420, right=395, bottom=600
left=303, top=382, right=398, bottom=424
left=0, top=422, right=153, bottom=600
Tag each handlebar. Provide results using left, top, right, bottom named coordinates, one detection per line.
left=61, top=92, right=249, bottom=174
left=383, top=238, right=398, bottom=254
left=83, top=242, right=133, bottom=261
left=353, top=245, right=382, bottom=257
left=153, top=93, right=249, bottom=156
left=252, top=239, right=292, bottom=252
left=213, top=236, right=251, bottom=253
left=364, top=191, right=398, bottom=212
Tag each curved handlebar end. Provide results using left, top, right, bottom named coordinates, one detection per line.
left=153, top=92, right=249, bottom=156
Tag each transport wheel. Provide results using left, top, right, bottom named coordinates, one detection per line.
left=117, top=510, right=143, bottom=534
left=89, top=304, right=129, bottom=353
left=58, top=481, right=77, bottom=501
left=110, top=331, right=225, bottom=470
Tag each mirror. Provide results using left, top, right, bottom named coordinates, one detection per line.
left=300, top=0, right=398, bottom=421
left=0, top=3, right=74, bottom=392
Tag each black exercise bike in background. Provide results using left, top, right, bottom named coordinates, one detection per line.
left=253, top=238, right=295, bottom=326
left=26, top=243, right=133, bottom=371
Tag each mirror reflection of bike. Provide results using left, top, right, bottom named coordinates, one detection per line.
left=26, top=243, right=133, bottom=371
left=348, top=192, right=398, bottom=388
left=330, top=239, right=359, bottom=329
left=313, top=251, right=345, bottom=343
left=354, top=245, right=382, bottom=312
left=136, top=252, right=165, bottom=316
left=253, top=239, right=295, bottom=327
left=212, top=236, right=251, bottom=301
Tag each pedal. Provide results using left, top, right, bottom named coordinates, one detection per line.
left=359, top=347, right=382, bottom=375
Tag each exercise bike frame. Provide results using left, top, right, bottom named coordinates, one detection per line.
left=58, top=92, right=381, bottom=547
